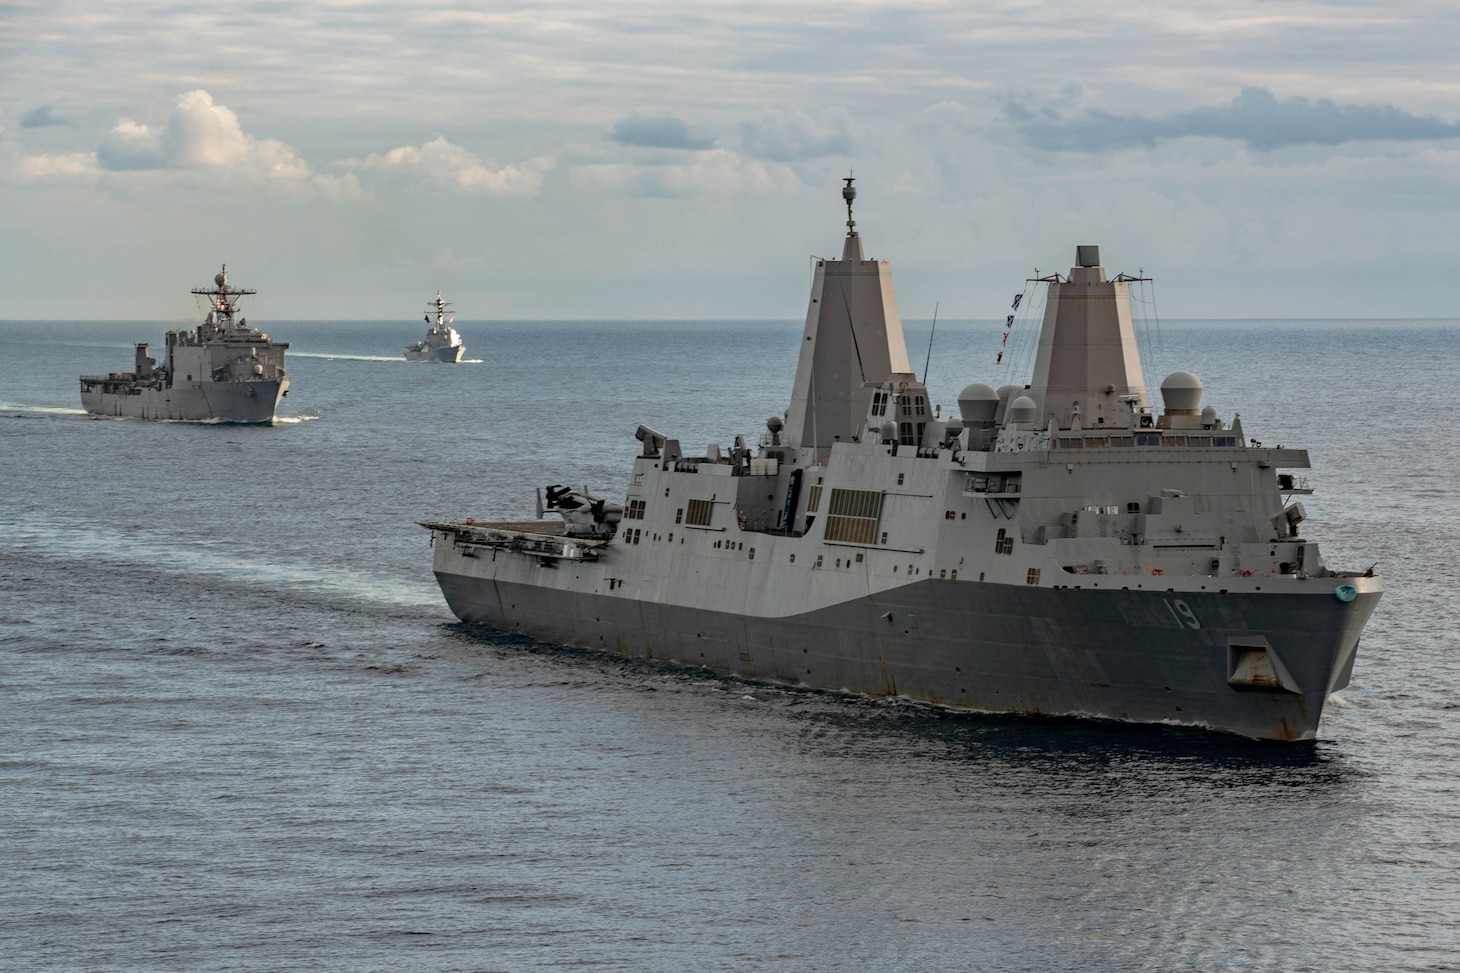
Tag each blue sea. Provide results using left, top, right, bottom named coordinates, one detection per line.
left=2, top=316, right=1458, bottom=971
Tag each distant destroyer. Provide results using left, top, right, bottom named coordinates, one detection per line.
left=79, top=266, right=289, bottom=423
left=405, top=292, right=466, bottom=363
left=424, top=180, right=1383, bottom=742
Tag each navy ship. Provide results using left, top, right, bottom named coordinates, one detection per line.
left=423, top=180, right=1383, bottom=741
left=80, top=266, right=289, bottom=423
left=405, top=292, right=466, bottom=362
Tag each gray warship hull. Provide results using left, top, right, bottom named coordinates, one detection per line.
left=423, top=183, right=1385, bottom=743
left=431, top=530, right=1379, bottom=741
left=404, top=346, right=464, bottom=363
left=80, top=379, right=287, bottom=423
left=406, top=292, right=465, bottom=362
left=79, top=266, right=290, bottom=424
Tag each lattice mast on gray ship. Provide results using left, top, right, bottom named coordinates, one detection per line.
left=80, top=265, right=289, bottom=423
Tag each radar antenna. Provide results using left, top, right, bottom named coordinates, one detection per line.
left=190, top=263, right=256, bottom=325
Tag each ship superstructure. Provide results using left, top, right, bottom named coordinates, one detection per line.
left=405, top=292, right=466, bottom=363
left=423, top=181, right=1382, bottom=741
left=79, top=266, right=289, bottom=423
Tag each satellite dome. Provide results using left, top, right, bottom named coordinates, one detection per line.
left=1007, top=395, right=1037, bottom=425
left=880, top=420, right=897, bottom=443
left=1159, top=371, right=1203, bottom=412
left=957, top=382, right=999, bottom=425
left=1201, top=405, right=1219, bottom=427
left=766, top=415, right=783, bottom=433
left=215, top=272, right=226, bottom=287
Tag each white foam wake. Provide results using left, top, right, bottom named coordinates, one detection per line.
left=0, top=402, right=89, bottom=417
left=3, top=513, right=444, bottom=611
left=290, top=352, right=405, bottom=362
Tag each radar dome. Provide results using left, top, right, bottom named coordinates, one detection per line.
left=880, top=420, right=897, bottom=443
left=215, top=272, right=226, bottom=286
left=1201, top=405, right=1218, bottom=427
left=956, top=383, right=999, bottom=425
left=1007, top=395, right=1037, bottom=425
left=1159, top=371, right=1203, bottom=412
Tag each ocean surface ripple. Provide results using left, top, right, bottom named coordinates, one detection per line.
left=2, top=318, right=1457, bottom=971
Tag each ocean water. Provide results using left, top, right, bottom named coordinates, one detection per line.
left=2, top=316, right=1458, bottom=972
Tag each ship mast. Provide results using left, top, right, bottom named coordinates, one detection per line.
left=427, top=291, right=454, bottom=328
left=1025, top=246, right=1149, bottom=431
left=191, top=264, right=255, bottom=328
left=781, top=178, right=911, bottom=460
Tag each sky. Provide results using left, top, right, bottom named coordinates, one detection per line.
left=4, top=1, right=1460, bottom=320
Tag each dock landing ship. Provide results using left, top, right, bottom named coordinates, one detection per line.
left=424, top=181, right=1382, bottom=741
left=80, top=266, right=288, bottom=423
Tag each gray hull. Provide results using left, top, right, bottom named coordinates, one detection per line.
left=421, top=191, right=1385, bottom=744
left=435, top=570, right=1379, bottom=742
left=404, top=346, right=464, bottom=363
left=81, top=379, right=287, bottom=423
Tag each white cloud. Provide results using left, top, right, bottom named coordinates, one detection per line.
left=78, top=90, right=362, bottom=196
left=357, top=136, right=554, bottom=195
left=917, top=101, right=972, bottom=124
left=14, top=150, right=100, bottom=181
left=96, top=118, right=164, bottom=170
left=11, top=2, right=1460, bottom=317
left=570, top=149, right=799, bottom=197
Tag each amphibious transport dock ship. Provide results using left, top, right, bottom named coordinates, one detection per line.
left=405, top=291, right=466, bottom=363
left=80, top=266, right=289, bottom=423
left=425, top=181, right=1382, bottom=741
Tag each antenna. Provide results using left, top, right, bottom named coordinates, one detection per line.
left=842, top=173, right=857, bottom=238
left=921, top=302, right=939, bottom=384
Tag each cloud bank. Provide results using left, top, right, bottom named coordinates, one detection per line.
left=1008, top=87, right=1460, bottom=152
left=356, top=136, right=554, bottom=195
left=8, top=90, right=361, bottom=196
left=571, top=149, right=798, bottom=197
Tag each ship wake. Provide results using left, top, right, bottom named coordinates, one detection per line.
left=1, top=402, right=90, bottom=418
left=4, top=513, right=443, bottom=612
left=291, top=352, right=407, bottom=363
